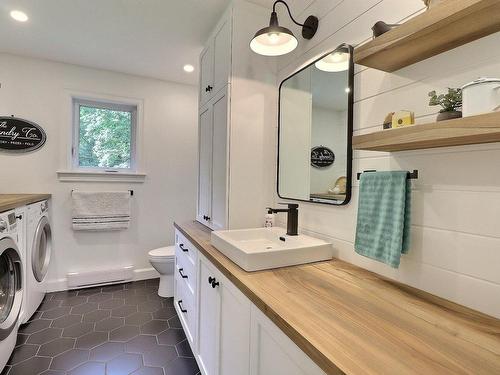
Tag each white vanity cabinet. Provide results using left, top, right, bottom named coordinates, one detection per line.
left=249, top=307, right=327, bottom=375
left=197, top=253, right=251, bottom=375
left=174, top=231, right=199, bottom=346
left=196, top=0, right=276, bottom=231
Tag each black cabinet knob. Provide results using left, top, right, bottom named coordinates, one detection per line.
left=208, top=276, right=215, bottom=285
left=179, top=244, right=188, bottom=252
left=211, top=279, right=220, bottom=288
left=178, top=268, right=188, bottom=279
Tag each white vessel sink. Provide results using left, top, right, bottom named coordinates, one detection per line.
left=211, top=227, right=333, bottom=272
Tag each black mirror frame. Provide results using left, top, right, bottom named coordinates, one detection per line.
left=277, top=43, right=354, bottom=206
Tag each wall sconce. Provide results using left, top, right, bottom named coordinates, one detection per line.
left=250, top=0, right=319, bottom=56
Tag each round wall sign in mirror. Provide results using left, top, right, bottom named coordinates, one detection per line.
left=311, top=146, right=335, bottom=168
left=0, top=116, right=47, bottom=153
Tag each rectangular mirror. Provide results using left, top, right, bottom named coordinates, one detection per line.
left=278, top=44, right=353, bottom=205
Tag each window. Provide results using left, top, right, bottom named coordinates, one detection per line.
left=72, top=98, right=137, bottom=172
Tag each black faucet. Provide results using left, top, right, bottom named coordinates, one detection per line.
left=267, top=203, right=299, bottom=236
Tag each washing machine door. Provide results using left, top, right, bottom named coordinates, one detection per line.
left=0, top=237, right=22, bottom=340
left=32, top=216, right=52, bottom=283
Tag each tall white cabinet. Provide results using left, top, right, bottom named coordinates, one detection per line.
left=196, top=0, right=276, bottom=230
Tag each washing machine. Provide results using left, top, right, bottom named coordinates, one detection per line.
left=22, top=200, right=51, bottom=323
left=0, top=209, right=24, bottom=370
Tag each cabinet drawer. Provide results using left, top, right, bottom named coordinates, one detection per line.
left=175, top=230, right=198, bottom=265
left=175, top=279, right=196, bottom=344
left=175, top=253, right=197, bottom=296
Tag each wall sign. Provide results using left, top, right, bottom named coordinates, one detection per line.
left=311, top=146, right=335, bottom=168
left=0, top=116, right=46, bottom=153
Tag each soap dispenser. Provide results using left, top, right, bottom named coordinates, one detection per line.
left=264, top=208, right=274, bottom=228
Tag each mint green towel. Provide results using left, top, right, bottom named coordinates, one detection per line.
left=354, top=171, right=411, bottom=268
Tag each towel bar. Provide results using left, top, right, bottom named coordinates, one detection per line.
left=71, top=190, right=134, bottom=196
left=356, top=170, right=418, bottom=180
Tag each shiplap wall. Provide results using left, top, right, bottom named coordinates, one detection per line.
left=270, top=0, right=500, bottom=318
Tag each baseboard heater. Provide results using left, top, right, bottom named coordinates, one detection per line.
left=67, top=266, right=134, bottom=289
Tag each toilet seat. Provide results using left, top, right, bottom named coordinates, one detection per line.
left=148, top=246, right=175, bottom=262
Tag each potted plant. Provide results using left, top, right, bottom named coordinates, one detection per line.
left=428, top=88, right=462, bottom=121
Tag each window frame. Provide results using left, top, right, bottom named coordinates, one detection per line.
left=72, top=97, right=138, bottom=173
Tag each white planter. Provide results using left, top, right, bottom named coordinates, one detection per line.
left=461, top=77, right=500, bottom=117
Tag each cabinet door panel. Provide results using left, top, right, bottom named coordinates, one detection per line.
left=200, top=45, right=214, bottom=106
left=250, top=306, right=327, bottom=375
left=210, top=91, right=228, bottom=230
left=213, top=20, right=231, bottom=94
left=219, top=276, right=251, bottom=375
left=197, top=106, right=212, bottom=225
left=197, top=257, right=220, bottom=375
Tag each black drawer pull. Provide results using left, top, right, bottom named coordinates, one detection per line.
left=179, top=244, right=189, bottom=252
left=178, top=268, right=188, bottom=279
left=177, top=300, right=187, bottom=313
left=208, top=276, right=215, bottom=285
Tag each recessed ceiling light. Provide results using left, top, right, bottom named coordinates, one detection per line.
left=183, top=64, right=194, bottom=73
left=10, top=10, right=29, bottom=22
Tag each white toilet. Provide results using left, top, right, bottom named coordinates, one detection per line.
left=148, top=246, right=175, bottom=297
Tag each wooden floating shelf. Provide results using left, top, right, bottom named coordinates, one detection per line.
left=354, top=0, right=500, bottom=72
left=352, top=112, right=500, bottom=152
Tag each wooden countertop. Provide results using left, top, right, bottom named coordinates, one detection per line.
left=0, top=194, right=51, bottom=213
left=175, top=221, right=500, bottom=375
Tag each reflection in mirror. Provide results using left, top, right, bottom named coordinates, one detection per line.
left=278, top=44, right=353, bottom=205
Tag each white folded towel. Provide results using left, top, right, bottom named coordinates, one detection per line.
left=72, top=191, right=131, bottom=231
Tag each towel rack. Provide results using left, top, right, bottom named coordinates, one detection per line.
left=71, top=190, right=134, bottom=196
left=356, top=170, right=418, bottom=180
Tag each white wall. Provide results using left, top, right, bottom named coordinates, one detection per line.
left=0, top=53, right=198, bottom=291
left=273, top=0, right=500, bottom=318
left=310, top=107, right=347, bottom=193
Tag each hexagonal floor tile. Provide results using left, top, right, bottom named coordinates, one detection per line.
left=95, top=317, right=124, bottom=332
left=137, top=300, right=162, bottom=313
left=76, top=331, right=109, bottom=349
left=109, top=325, right=140, bottom=342
left=140, top=320, right=168, bottom=335
left=131, top=366, right=164, bottom=375
left=99, top=298, right=124, bottom=310
left=49, top=290, right=78, bottom=300
left=90, top=341, right=125, bottom=361
left=41, top=306, right=72, bottom=319
left=176, top=339, right=194, bottom=357
left=38, top=337, right=76, bottom=356
left=167, top=315, right=182, bottom=329
left=88, top=293, right=113, bottom=303
left=52, top=314, right=83, bottom=328
left=9, top=356, right=51, bottom=375
left=15, top=333, right=29, bottom=346
left=62, top=322, right=95, bottom=338
left=83, top=309, right=110, bottom=323
left=19, top=319, right=51, bottom=334
left=8, top=344, right=39, bottom=365
left=101, top=284, right=125, bottom=293
left=51, top=349, right=90, bottom=371
left=111, top=305, right=138, bottom=318
left=152, top=307, right=177, bottom=320
left=37, top=300, right=62, bottom=312
left=157, top=329, right=186, bottom=346
left=125, top=312, right=152, bottom=326
left=112, top=289, right=137, bottom=299
left=68, top=361, right=105, bottom=375
left=125, top=335, right=158, bottom=354
left=124, top=294, right=149, bottom=305
left=71, top=302, right=99, bottom=315
left=60, top=296, right=88, bottom=307
left=106, top=353, right=143, bottom=375
left=163, top=357, right=199, bottom=375
left=143, top=345, right=177, bottom=368
left=27, top=327, right=63, bottom=344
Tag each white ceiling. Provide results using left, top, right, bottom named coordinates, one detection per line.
left=0, top=0, right=239, bottom=85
